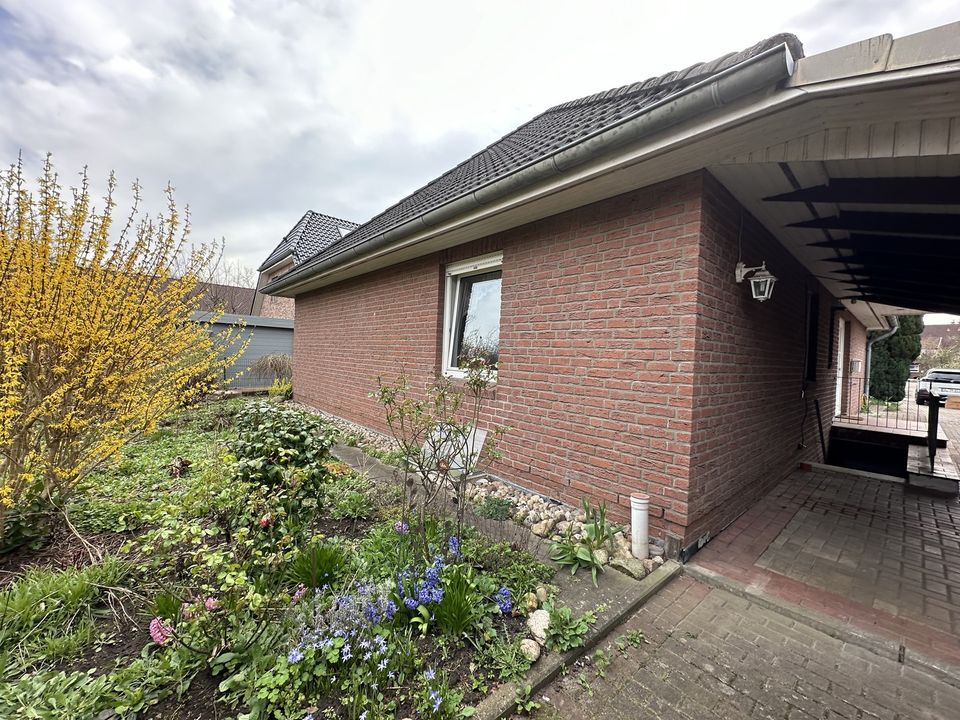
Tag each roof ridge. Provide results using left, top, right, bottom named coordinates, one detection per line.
left=306, top=209, right=360, bottom=228
left=270, top=32, right=803, bottom=280
left=312, top=34, right=802, bottom=252
left=544, top=33, right=803, bottom=113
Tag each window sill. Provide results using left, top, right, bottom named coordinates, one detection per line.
left=441, top=368, right=499, bottom=389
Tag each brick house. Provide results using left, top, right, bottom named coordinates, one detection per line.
left=263, top=24, right=960, bottom=558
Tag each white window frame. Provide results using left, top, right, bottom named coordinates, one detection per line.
left=441, top=252, right=503, bottom=379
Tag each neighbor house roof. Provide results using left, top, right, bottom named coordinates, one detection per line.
left=258, top=210, right=360, bottom=271
left=194, top=281, right=257, bottom=314
left=269, top=33, right=802, bottom=287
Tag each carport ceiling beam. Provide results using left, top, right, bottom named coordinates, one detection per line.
left=789, top=212, right=960, bottom=238
left=765, top=177, right=960, bottom=205
left=822, top=254, right=960, bottom=267
left=810, top=234, right=960, bottom=255
left=847, top=291, right=960, bottom=313
left=848, top=277, right=960, bottom=293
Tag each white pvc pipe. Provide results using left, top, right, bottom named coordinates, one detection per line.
left=630, top=494, right=649, bottom=560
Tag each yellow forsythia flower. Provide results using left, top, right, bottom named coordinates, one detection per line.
left=0, top=156, right=248, bottom=541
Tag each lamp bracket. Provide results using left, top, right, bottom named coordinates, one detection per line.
left=735, top=261, right=768, bottom=284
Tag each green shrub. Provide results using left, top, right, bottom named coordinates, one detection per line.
left=432, top=565, right=487, bottom=638
left=268, top=377, right=293, bottom=400
left=549, top=499, right=618, bottom=587
left=287, top=540, right=347, bottom=589
left=544, top=604, right=596, bottom=653
left=483, top=635, right=532, bottom=682
left=463, top=535, right=553, bottom=597
left=331, top=489, right=374, bottom=520
left=230, top=401, right=336, bottom=486
left=475, top=496, right=515, bottom=521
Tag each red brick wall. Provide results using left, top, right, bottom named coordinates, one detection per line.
left=838, top=313, right=868, bottom=418
left=261, top=294, right=295, bottom=320
left=683, top=174, right=840, bottom=545
left=294, top=254, right=442, bottom=426
left=295, top=175, right=703, bottom=538
left=294, top=171, right=853, bottom=549
left=259, top=262, right=296, bottom=320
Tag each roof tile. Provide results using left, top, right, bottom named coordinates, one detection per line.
left=285, top=33, right=802, bottom=278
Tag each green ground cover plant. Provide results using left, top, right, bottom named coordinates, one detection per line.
left=0, top=397, right=562, bottom=719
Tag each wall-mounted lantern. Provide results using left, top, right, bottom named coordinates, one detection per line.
left=735, top=261, right=777, bottom=302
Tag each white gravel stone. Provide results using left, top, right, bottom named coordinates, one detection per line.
left=527, top=609, right=551, bottom=644
left=520, top=638, right=541, bottom=663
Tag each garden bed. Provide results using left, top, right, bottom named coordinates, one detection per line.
left=0, top=398, right=581, bottom=719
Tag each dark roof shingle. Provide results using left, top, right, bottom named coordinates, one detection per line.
left=259, top=211, right=359, bottom=271
left=290, top=34, right=802, bottom=278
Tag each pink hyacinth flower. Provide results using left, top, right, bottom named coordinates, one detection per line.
left=204, top=597, right=220, bottom=611
left=149, top=617, right=174, bottom=646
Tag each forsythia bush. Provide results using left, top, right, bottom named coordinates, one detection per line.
left=0, top=157, right=244, bottom=544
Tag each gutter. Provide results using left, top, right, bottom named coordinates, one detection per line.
left=257, top=248, right=294, bottom=274
left=265, top=43, right=796, bottom=296
left=864, top=316, right=900, bottom=401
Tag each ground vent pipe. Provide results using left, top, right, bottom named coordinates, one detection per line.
left=630, top=494, right=650, bottom=560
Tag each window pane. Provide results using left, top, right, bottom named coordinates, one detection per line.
left=453, top=270, right=501, bottom=366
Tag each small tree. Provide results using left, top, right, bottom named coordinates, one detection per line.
left=919, top=332, right=960, bottom=373
left=372, top=358, right=505, bottom=560
left=869, top=315, right=923, bottom=401
left=0, top=157, right=245, bottom=545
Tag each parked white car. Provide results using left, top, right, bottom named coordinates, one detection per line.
left=916, top=368, right=960, bottom=405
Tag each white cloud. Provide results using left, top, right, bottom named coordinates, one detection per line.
left=0, top=0, right=956, bottom=273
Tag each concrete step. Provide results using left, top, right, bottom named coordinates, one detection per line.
left=907, top=443, right=960, bottom=495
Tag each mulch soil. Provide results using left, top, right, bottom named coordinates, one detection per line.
left=0, top=521, right=128, bottom=585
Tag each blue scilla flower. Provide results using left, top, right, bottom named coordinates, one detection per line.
left=341, top=643, right=352, bottom=661
left=287, top=647, right=304, bottom=664
left=378, top=657, right=388, bottom=671
left=424, top=667, right=436, bottom=680
left=495, top=586, right=513, bottom=614
left=430, top=689, right=442, bottom=711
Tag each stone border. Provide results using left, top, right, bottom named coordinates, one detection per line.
left=328, top=443, right=684, bottom=718
left=474, top=561, right=682, bottom=720
left=685, top=564, right=960, bottom=690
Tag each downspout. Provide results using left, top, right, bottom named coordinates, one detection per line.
left=864, top=316, right=899, bottom=401
left=266, top=42, right=796, bottom=296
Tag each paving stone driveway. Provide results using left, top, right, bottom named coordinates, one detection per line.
left=536, top=576, right=960, bottom=720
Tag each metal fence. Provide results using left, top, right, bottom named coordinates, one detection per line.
left=836, top=376, right=930, bottom=432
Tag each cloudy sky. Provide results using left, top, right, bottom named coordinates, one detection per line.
left=0, top=0, right=957, bottom=309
